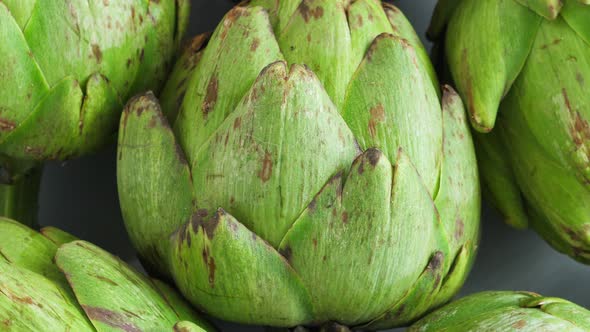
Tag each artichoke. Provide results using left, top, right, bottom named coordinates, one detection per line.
left=0, top=0, right=189, bottom=226
left=429, top=1, right=590, bottom=262
left=0, top=217, right=215, bottom=331
left=117, top=1, right=480, bottom=329
left=410, top=291, right=590, bottom=331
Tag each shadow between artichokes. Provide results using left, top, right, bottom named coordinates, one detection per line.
left=429, top=0, right=590, bottom=263
left=0, top=0, right=189, bottom=226
left=0, top=218, right=215, bottom=331
left=117, top=0, right=481, bottom=329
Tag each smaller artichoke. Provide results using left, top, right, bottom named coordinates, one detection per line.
left=0, top=0, right=190, bottom=226
left=0, top=218, right=215, bottom=332
left=410, top=291, right=590, bottom=331
left=429, top=0, right=590, bottom=263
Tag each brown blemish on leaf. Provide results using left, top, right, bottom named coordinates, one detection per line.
left=512, top=319, right=526, bottom=329
left=201, top=247, right=216, bottom=288
left=540, top=38, right=563, bottom=50
left=299, top=2, right=324, bottom=23
left=24, top=146, right=44, bottom=157
left=341, top=211, right=349, bottom=224
left=0, top=249, right=11, bottom=263
left=455, top=218, right=464, bottom=241
left=312, top=238, right=318, bottom=249
left=93, top=274, right=119, bottom=286
left=91, top=44, right=103, bottom=63
left=233, top=117, right=242, bottom=129
left=191, top=209, right=209, bottom=233
left=280, top=246, right=292, bottom=262
left=174, top=143, right=189, bottom=165
left=308, top=197, right=317, bottom=212
left=564, top=89, right=590, bottom=149
left=202, top=75, right=219, bottom=117
left=428, top=251, right=444, bottom=271
left=368, top=104, right=385, bottom=138
left=577, top=72, right=585, bottom=87
left=258, top=150, right=273, bottom=182
left=103, top=0, right=109, bottom=5
left=82, top=306, right=141, bottom=332
left=0, top=119, right=16, bottom=132
left=250, top=38, right=260, bottom=52
left=357, top=158, right=365, bottom=174
left=365, top=148, right=382, bottom=167
left=561, top=225, right=582, bottom=242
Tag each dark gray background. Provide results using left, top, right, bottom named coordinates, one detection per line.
left=38, top=1, right=589, bottom=331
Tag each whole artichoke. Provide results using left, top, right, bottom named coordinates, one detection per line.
left=117, top=0, right=480, bottom=329
left=429, top=1, right=590, bottom=262
left=0, top=218, right=215, bottom=331
left=0, top=0, right=189, bottom=225
left=410, top=291, right=590, bottom=331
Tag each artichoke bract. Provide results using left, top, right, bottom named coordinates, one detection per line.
left=0, top=0, right=189, bottom=225
left=429, top=0, right=590, bottom=263
left=410, top=291, right=590, bottom=331
left=117, top=0, right=481, bottom=328
left=0, top=218, right=215, bottom=332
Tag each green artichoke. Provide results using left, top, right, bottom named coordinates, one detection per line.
left=0, top=0, right=189, bottom=225
left=429, top=0, right=590, bottom=262
left=0, top=217, right=215, bottom=331
left=117, top=1, right=480, bottom=329
left=410, top=291, right=590, bottom=331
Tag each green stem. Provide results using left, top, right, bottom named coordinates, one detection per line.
left=0, top=167, right=42, bottom=228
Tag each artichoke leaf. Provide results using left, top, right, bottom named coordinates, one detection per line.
left=191, top=62, right=359, bottom=247
left=160, top=33, right=210, bottom=125
left=562, top=0, right=590, bottom=46
left=279, top=149, right=440, bottom=326
left=347, top=0, right=395, bottom=72
left=500, top=95, right=590, bottom=262
left=514, top=0, right=564, bottom=20
left=0, top=218, right=70, bottom=291
left=445, top=0, right=541, bottom=131
left=383, top=2, right=439, bottom=93
left=342, top=33, right=442, bottom=195
left=175, top=321, right=209, bottom=332
left=77, top=73, right=123, bottom=155
left=501, top=16, right=590, bottom=187
left=117, top=92, right=195, bottom=276
left=0, top=260, right=95, bottom=332
left=409, top=291, right=589, bottom=331
left=174, top=5, right=284, bottom=166
left=427, top=0, right=462, bottom=40
left=0, top=76, right=83, bottom=160
left=151, top=279, right=217, bottom=331
left=127, top=0, right=178, bottom=95
left=2, top=0, right=36, bottom=29
left=168, top=209, right=315, bottom=327
left=0, top=2, right=50, bottom=142
left=278, top=0, right=354, bottom=108
left=56, top=240, right=210, bottom=332
left=40, top=226, right=80, bottom=246
left=473, top=129, right=528, bottom=229
left=434, top=86, right=480, bottom=256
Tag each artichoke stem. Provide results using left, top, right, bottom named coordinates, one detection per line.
left=0, top=167, right=42, bottom=228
